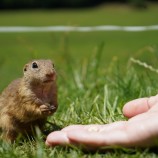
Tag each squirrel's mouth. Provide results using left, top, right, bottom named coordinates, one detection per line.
left=43, top=79, right=54, bottom=83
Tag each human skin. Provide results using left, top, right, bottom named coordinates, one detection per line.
left=46, top=95, right=158, bottom=149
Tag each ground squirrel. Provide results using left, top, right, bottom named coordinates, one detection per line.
left=0, top=59, right=58, bottom=142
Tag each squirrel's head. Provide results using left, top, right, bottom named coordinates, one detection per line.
left=23, top=59, right=56, bottom=85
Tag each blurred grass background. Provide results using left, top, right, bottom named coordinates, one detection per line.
left=0, top=2, right=158, bottom=158
left=0, top=4, right=158, bottom=90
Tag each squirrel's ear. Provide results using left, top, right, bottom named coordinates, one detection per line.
left=23, top=64, right=28, bottom=72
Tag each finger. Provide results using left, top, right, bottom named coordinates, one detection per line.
left=45, top=122, right=126, bottom=147
left=62, top=122, right=126, bottom=133
left=67, top=123, right=130, bottom=147
left=62, top=125, right=86, bottom=132
left=45, top=131, right=70, bottom=147
left=123, top=95, right=158, bottom=118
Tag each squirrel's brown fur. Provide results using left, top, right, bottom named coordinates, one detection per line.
left=0, top=59, right=58, bottom=142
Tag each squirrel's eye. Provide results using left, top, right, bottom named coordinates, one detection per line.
left=32, top=62, right=38, bottom=69
left=52, top=63, right=55, bottom=68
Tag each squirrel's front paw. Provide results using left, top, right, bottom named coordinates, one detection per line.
left=40, top=104, right=56, bottom=115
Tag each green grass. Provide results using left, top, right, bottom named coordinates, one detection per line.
left=0, top=3, right=158, bottom=158
left=1, top=48, right=158, bottom=157
left=0, top=31, right=158, bottom=90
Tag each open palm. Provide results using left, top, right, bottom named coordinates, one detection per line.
left=46, top=95, right=158, bottom=148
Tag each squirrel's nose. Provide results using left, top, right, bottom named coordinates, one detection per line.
left=46, top=72, right=55, bottom=78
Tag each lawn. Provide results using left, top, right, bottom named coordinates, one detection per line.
left=0, top=3, right=158, bottom=158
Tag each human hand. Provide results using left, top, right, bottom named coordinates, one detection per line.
left=45, top=95, right=158, bottom=149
